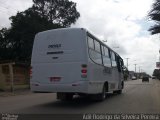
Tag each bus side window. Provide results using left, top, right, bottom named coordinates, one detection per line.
left=108, top=50, right=111, bottom=58
left=104, top=46, right=109, bottom=57
left=116, top=56, right=122, bottom=72
left=101, top=46, right=105, bottom=55
left=102, top=46, right=111, bottom=67
left=111, top=52, right=117, bottom=67
left=88, top=36, right=94, bottom=49
left=94, top=40, right=101, bottom=53
left=88, top=37, right=102, bottom=65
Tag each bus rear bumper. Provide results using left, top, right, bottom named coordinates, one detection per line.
left=30, top=81, right=90, bottom=94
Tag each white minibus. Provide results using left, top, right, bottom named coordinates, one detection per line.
left=30, top=28, right=124, bottom=101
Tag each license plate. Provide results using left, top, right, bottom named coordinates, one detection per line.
left=49, top=77, right=61, bottom=82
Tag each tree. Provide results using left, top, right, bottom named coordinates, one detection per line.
left=0, top=0, right=80, bottom=63
left=153, top=69, right=160, bottom=80
left=32, top=0, right=80, bottom=27
left=123, top=66, right=129, bottom=80
left=0, top=9, right=60, bottom=62
left=0, top=28, right=13, bottom=60
left=148, top=0, right=160, bottom=35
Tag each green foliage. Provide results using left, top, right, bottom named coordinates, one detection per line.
left=153, top=69, right=160, bottom=79
left=0, top=9, right=60, bottom=62
left=148, top=0, right=160, bottom=35
left=0, top=28, right=13, bottom=60
left=123, top=66, right=129, bottom=80
left=0, top=0, right=80, bottom=63
left=32, top=0, right=80, bottom=27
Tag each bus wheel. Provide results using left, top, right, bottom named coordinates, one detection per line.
left=94, top=85, right=106, bottom=101
left=101, top=86, right=106, bottom=100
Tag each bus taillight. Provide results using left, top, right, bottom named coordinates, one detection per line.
left=81, top=64, right=87, bottom=78
left=81, top=69, right=87, bottom=73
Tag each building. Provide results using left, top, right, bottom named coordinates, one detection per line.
left=0, top=61, right=30, bottom=91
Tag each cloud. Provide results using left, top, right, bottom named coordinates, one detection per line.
left=0, top=0, right=159, bottom=75
left=71, top=0, right=159, bottom=75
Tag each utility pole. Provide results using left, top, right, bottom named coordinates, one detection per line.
left=134, top=64, right=137, bottom=73
left=134, top=63, right=137, bottom=74
left=139, top=66, right=141, bottom=79
left=134, top=64, right=137, bottom=78
left=125, top=58, right=130, bottom=70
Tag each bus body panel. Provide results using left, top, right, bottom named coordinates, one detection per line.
left=87, top=60, right=119, bottom=93
left=31, top=28, right=87, bottom=63
left=31, top=28, right=90, bottom=93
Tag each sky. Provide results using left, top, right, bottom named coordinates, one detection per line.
left=0, top=0, right=159, bottom=75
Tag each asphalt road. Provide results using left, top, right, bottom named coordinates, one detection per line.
left=0, top=79, right=160, bottom=114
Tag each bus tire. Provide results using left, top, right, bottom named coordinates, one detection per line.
left=92, top=85, right=106, bottom=101
left=98, top=85, right=106, bottom=101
